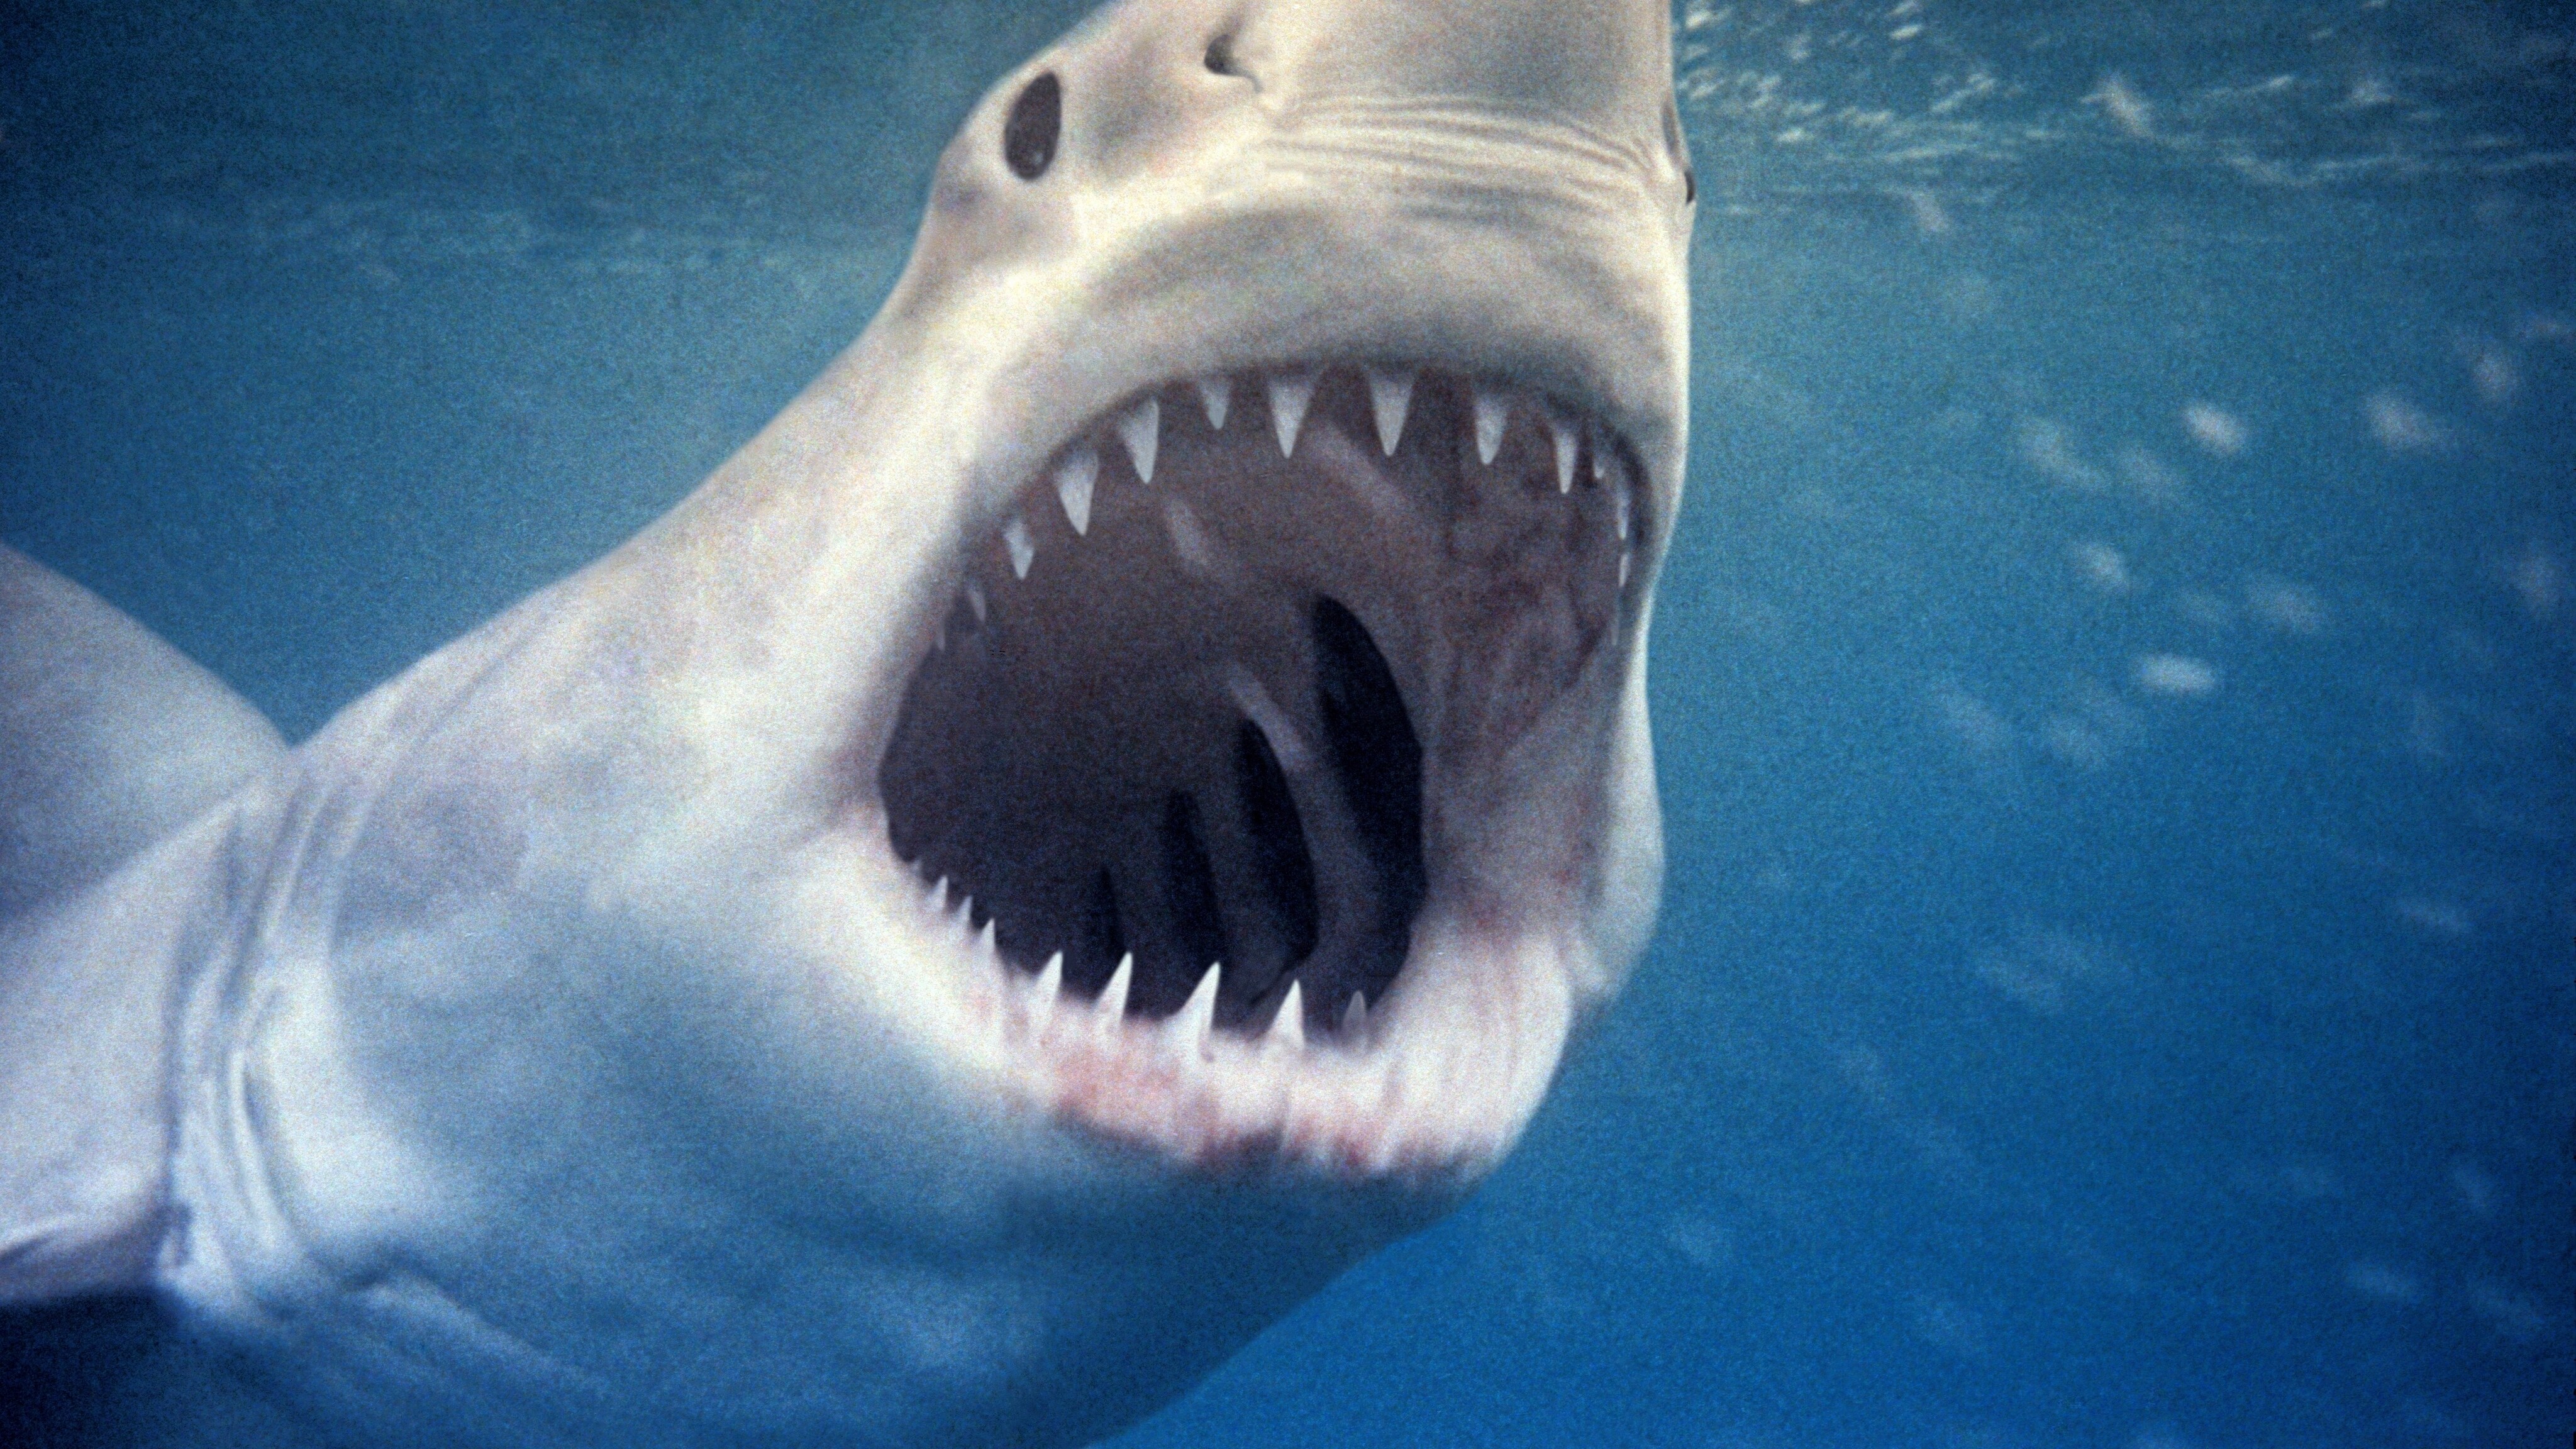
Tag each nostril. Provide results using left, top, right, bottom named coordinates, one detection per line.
left=1204, top=33, right=1239, bottom=76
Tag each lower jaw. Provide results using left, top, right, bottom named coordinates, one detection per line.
left=820, top=790, right=1591, bottom=1181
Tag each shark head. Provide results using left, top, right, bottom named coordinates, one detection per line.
left=830, top=0, right=1692, bottom=1176
left=191, top=0, right=1691, bottom=1443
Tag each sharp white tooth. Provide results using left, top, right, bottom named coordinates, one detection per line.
left=1619, top=547, right=1632, bottom=587
left=1054, top=445, right=1097, bottom=535
left=1194, top=375, right=1231, bottom=430
left=977, top=919, right=999, bottom=957
left=1117, top=396, right=1160, bottom=483
left=1613, top=484, right=1630, bottom=541
left=1590, top=418, right=1611, bottom=482
left=1162, top=498, right=1219, bottom=576
left=1098, top=954, right=1133, bottom=1026
left=1365, top=366, right=1415, bottom=456
left=927, top=876, right=950, bottom=911
left=1341, top=991, right=1368, bottom=1040
left=955, top=895, right=975, bottom=927
left=1268, top=979, right=1306, bottom=1050
left=1549, top=411, right=1579, bottom=492
left=1034, top=952, right=1063, bottom=1008
left=1268, top=370, right=1314, bottom=457
left=1175, top=963, right=1221, bottom=1056
left=1002, top=516, right=1035, bottom=579
left=966, top=582, right=987, bottom=624
left=1472, top=386, right=1508, bottom=466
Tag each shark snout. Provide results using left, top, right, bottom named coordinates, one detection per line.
left=1221, top=0, right=1677, bottom=145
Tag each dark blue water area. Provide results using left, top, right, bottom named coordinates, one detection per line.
left=1134, top=193, right=2576, bottom=1448
left=3, top=1, right=2571, bottom=1446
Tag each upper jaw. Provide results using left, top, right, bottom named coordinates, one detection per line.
left=920, top=118, right=1691, bottom=536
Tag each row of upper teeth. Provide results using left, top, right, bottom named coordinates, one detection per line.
left=992, top=367, right=1626, bottom=583
left=921, top=872, right=1370, bottom=1055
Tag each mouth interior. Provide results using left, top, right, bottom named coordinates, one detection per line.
left=879, top=364, right=1634, bottom=1043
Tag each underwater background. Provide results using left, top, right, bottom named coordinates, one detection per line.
left=2, top=0, right=2569, bottom=1444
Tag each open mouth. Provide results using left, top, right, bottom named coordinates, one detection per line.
left=875, top=362, right=1639, bottom=1171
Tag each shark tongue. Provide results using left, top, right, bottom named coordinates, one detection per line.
left=879, top=363, right=1633, bottom=1043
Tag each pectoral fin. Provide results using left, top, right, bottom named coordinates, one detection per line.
left=0, top=545, right=283, bottom=1304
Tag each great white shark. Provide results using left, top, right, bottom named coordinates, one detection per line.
left=0, top=0, right=1692, bottom=1441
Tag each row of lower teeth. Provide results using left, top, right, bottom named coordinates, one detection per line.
left=920, top=874, right=1368, bottom=1052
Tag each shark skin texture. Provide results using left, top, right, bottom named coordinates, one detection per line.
left=0, top=0, right=1693, bottom=1444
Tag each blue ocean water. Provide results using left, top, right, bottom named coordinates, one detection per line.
left=2, top=1, right=2568, bottom=1446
